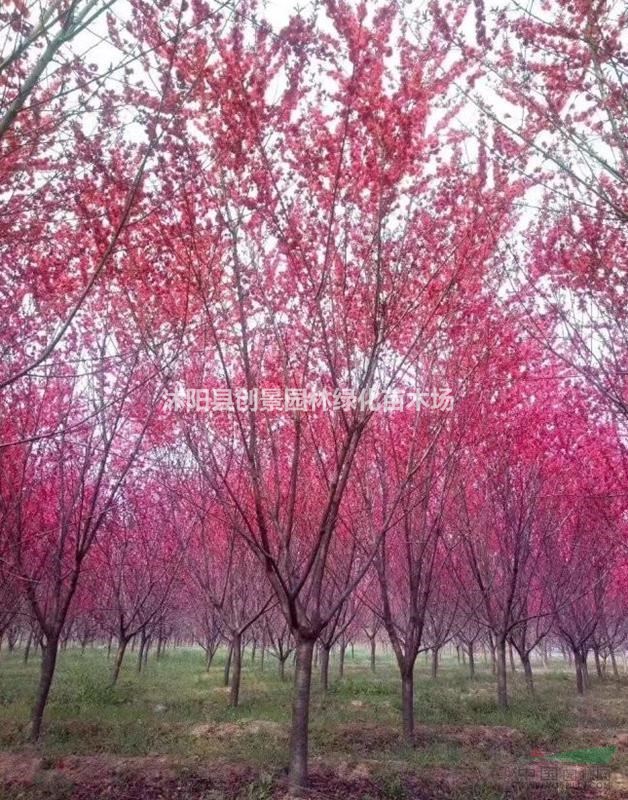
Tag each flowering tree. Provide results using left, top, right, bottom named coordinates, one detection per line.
left=164, top=0, right=530, bottom=783
left=0, top=0, right=626, bottom=790
left=0, top=339, right=159, bottom=738
left=93, top=483, right=185, bottom=686
left=471, top=1, right=627, bottom=423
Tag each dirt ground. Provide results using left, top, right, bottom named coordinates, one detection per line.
left=1, top=744, right=624, bottom=800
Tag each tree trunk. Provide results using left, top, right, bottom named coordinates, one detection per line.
left=338, top=641, right=346, bottom=678
left=522, top=653, right=534, bottom=693
left=137, top=632, right=146, bottom=672
left=223, top=642, right=233, bottom=687
left=489, top=635, right=497, bottom=675
left=496, top=636, right=508, bottom=709
left=320, top=644, right=330, bottom=691
left=30, top=635, right=59, bottom=741
left=582, top=651, right=590, bottom=689
left=575, top=649, right=586, bottom=695
left=575, top=657, right=584, bottom=694
left=431, top=648, right=439, bottom=679
left=610, top=648, right=619, bottom=679
left=593, top=647, right=603, bottom=679
left=279, top=656, right=286, bottom=681
left=468, top=642, right=475, bottom=678
left=288, top=636, right=315, bottom=790
left=110, top=637, right=129, bottom=687
left=370, top=637, right=376, bottom=673
left=508, top=641, right=516, bottom=673
left=230, top=633, right=241, bottom=707
left=401, top=669, right=414, bottom=743
left=23, top=632, right=33, bottom=664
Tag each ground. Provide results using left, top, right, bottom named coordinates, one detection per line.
left=0, top=647, right=626, bottom=799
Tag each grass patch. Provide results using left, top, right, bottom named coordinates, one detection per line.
left=0, top=646, right=625, bottom=797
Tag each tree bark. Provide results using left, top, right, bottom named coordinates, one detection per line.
left=582, top=651, right=590, bottom=689
left=338, top=642, right=346, bottom=678
left=320, top=644, right=330, bottom=691
left=575, top=649, right=586, bottom=694
left=288, top=636, right=315, bottom=790
left=521, top=653, right=534, bottom=693
left=30, top=635, right=59, bottom=741
left=610, top=648, right=619, bottom=679
left=593, top=647, right=603, bottom=679
left=508, top=641, right=516, bottom=673
left=110, top=637, right=129, bottom=687
left=23, top=632, right=33, bottom=664
left=401, top=669, right=414, bottom=743
left=223, top=642, right=233, bottom=687
left=431, top=648, right=439, bottom=679
left=496, top=636, right=508, bottom=709
left=137, top=632, right=147, bottom=672
left=230, top=633, right=242, bottom=707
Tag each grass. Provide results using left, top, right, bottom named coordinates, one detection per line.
left=0, top=645, right=626, bottom=798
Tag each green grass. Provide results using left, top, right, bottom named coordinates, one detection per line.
left=0, top=645, right=626, bottom=797
left=546, top=746, right=617, bottom=765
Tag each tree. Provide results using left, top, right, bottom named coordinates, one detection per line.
left=168, top=0, right=518, bottom=782
left=93, top=482, right=185, bottom=686
left=456, top=456, right=550, bottom=709
left=471, top=1, right=628, bottom=424
left=0, top=342, right=159, bottom=738
left=182, top=484, right=273, bottom=707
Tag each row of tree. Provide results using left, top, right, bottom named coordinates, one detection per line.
left=1, top=388, right=626, bottom=753
left=1, top=0, right=626, bottom=790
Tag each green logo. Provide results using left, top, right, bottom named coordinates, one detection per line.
left=531, top=746, right=616, bottom=765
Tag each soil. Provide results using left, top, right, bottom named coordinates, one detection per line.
left=0, top=724, right=624, bottom=800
